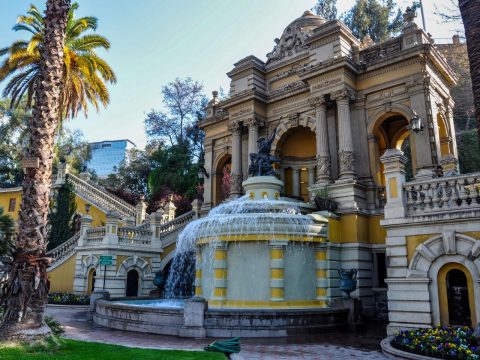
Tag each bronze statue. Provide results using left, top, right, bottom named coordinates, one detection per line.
left=248, top=123, right=280, bottom=177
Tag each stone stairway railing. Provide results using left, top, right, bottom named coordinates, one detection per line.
left=66, top=173, right=136, bottom=219
left=403, top=173, right=480, bottom=216
left=46, top=231, right=81, bottom=269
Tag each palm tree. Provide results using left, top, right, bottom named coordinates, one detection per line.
left=459, top=0, right=480, bottom=144
left=0, top=0, right=70, bottom=336
left=0, top=2, right=115, bottom=119
left=0, top=208, right=14, bottom=257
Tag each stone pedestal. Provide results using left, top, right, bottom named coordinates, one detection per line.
left=179, top=297, right=207, bottom=338
left=242, top=176, right=283, bottom=200
left=88, top=290, right=110, bottom=320
left=332, top=297, right=363, bottom=330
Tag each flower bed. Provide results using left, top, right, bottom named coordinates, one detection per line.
left=392, top=327, right=480, bottom=360
left=48, top=292, right=90, bottom=305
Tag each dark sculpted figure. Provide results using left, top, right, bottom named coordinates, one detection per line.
left=248, top=124, right=280, bottom=177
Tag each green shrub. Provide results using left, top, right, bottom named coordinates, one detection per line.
left=48, top=292, right=90, bottom=305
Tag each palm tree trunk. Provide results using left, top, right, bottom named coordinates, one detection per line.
left=459, top=0, right=480, bottom=145
left=1, top=0, right=70, bottom=336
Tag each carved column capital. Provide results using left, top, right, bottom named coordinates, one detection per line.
left=332, top=88, right=355, bottom=104
left=244, top=116, right=265, bottom=129
left=309, top=96, right=327, bottom=109
left=228, top=121, right=241, bottom=133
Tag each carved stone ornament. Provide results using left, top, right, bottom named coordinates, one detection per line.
left=332, top=89, right=354, bottom=103
left=287, top=113, right=300, bottom=128
left=316, top=155, right=331, bottom=178
left=244, top=117, right=265, bottom=128
left=230, top=174, right=243, bottom=193
left=308, top=96, right=327, bottom=109
left=228, top=121, right=241, bottom=133
left=338, top=150, right=355, bottom=174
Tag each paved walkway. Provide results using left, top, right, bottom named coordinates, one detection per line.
left=46, top=306, right=389, bottom=359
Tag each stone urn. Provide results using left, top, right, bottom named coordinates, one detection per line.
left=314, top=196, right=337, bottom=212
left=338, top=269, right=358, bottom=298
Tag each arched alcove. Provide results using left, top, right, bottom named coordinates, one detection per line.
left=213, top=153, right=231, bottom=205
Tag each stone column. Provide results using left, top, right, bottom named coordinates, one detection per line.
left=164, top=195, right=176, bottom=221
left=315, top=243, right=328, bottom=307
left=149, top=208, right=165, bottom=249
left=56, top=161, right=69, bottom=185
left=135, top=197, right=147, bottom=226
left=229, top=121, right=243, bottom=197
left=103, top=210, right=121, bottom=245
left=269, top=240, right=288, bottom=302
left=309, top=96, right=331, bottom=183
left=194, top=248, right=203, bottom=297
left=201, top=143, right=213, bottom=213
left=212, top=241, right=228, bottom=303
left=78, top=214, right=92, bottom=247
left=291, top=167, right=300, bottom=197
left=245, top=117, right=264, bottom=167
left=308, top=167, right=315, bottom=187
left=380, top=149, right=407, bottom=219
left=333, top=89, right=356, bottom=179
left=279, top=167, right=286, bottom=183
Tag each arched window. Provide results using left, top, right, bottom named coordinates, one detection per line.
left=446, top=269, right=471, bottom=326
left=126, top=269, right=139, bottom=297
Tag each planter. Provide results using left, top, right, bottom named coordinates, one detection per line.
left=314, top=196, right=337, bottom=212
left=338, top=269, right=357, bottom=298
left=381, top=337, right=438, bottom=360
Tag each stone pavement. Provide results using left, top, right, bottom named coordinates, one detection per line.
left=46, top=305, right=389, bottom=359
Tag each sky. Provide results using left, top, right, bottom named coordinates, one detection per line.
left=0, top=0, right=463, bottom=149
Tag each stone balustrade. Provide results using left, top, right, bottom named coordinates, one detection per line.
left=46, top=231, right=80, bottom=268
left=86, top=227, right=106, bottom=243
left=118, top=227, right=152, bottom=246
left=66, top=173, right=136, bottom=219
left=158, top=210, right=194, bottom=235
left=403, top=173, right=480, bottom=216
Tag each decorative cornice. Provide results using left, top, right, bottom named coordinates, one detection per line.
left=308, top=96, right=327, bottom=108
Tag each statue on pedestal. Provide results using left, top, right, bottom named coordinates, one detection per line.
left=248, top=123, right=280, bottom=177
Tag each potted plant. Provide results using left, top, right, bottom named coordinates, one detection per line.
left=313, top=186, right=337, bottom=212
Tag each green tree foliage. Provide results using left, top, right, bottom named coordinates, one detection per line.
left=343, top=0, right=403, bottom=43
left=144, top=77, right=207, bottom=146
left=100, top=148, right=152, bottom=202
left=457, top=130, right=480, bottom=173
left=0, top=99, right=30, bottom=187
left=0, top=208, right=14, bottom=256
left=143, top=77, right=207, bottom=209
left=47, top=179, right=77, bottom=251
left=312, top=0, right=338, bottom=20
left=53, top=128, right=92, bottom=174
left=0, top=2, right=116, bottom=118
left=148, top=141, right=200, bottom=201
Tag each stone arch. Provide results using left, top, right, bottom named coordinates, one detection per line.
left=271, top=114, right=316, bottom=156
left=158, top=250, right=176, bottom=272
left=367, top=105, right=412, bottom=136
left=116, top=255, right=152, bottom=277
left=408, top=232, right=480, bottom=327
left=81, top=254, right=99, bottom=274
left=367, top=108, right=412, bottom=186
left=213, top=151, right=232, bottom=205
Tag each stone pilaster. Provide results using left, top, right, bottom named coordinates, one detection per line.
left=229, top=121, right=243, bottom=197
left=315, top=243, right=328, bottom=306
left=212, top=241, right=228, bottom=302
left=135, top=198, right=147, bottom=226
left=308, top=166, right=315, bottom=187
left=245, top=117, right=264, bottom=167
left=103, top=210, right=120, bottom=245
left=309, top=96, right=331, bottom=183
left=380, top=149, right=407, bottom=219
left=333, top=89, right=356, bottom=179
left=194, top=248, right=202, bottom=297
left=78, top=214, right=92, bottom=247
left=291, top=167, right=300, bottom=197
left=269, top=240, right=288, bottom=302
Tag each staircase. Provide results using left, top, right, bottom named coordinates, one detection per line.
left=65, top=173, right=136, bottom=219
left=47, top=210, right=196, bottom=268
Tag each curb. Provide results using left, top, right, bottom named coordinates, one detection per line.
left=381, top=337, right=438, bottom=360
left=47, top=304, right=90, bottom=309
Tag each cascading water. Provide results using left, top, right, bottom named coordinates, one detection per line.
left=164, top=193, right=319, bottom=300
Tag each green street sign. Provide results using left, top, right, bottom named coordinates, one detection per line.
left=99, top=255, right=113, bottom=266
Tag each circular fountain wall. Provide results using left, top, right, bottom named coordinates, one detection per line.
left=94, top=176, right=349, bottom=337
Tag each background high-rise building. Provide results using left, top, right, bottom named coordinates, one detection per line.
left=88, top=139, right=136, bottom=178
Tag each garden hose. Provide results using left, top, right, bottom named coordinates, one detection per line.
left=204, top=337, right=241, bottom=355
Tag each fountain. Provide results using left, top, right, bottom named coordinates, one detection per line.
left=93, top=133, right=348, bottom=336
